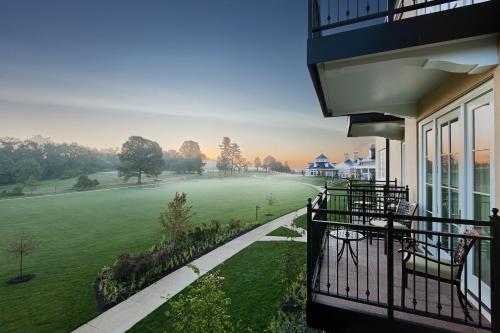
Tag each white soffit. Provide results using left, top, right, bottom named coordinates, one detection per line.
left=319, top=34, right=498, bottom=118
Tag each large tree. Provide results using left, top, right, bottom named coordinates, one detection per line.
left=179, top=140, right=206, bottom=159
left=118, top=136, right=164, bottom=184
left=263, top=155, right=276, bottom=172
left=217, top=137, right=232, bottom=175
left=254, top=156, right=262, bottom=172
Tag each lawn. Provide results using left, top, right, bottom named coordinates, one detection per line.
left=267, top=226, right=302, bottom=237
left=293, top=214, right=308, bottom=230
left=128, top=241, right=306, bottom=333
left=0, top=175, right=315, bottom=333
left=0, top=170, right=178, bottom=196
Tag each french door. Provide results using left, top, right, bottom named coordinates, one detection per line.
left=419, top=82, right=494, bottom=312
left=436, top=109, right=462, bottom=254
left=466, top=91, right=493, bottom=309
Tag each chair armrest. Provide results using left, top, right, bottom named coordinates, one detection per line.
left=402, top=237, right=454, bottom=252
left=399, top=249, right=461, bottom=268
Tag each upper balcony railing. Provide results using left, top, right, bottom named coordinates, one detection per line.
left=308, top=0, right=491, bottom=38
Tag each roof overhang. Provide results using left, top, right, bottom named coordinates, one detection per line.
left=307, top=1, right=500, bottom=119
left=347, top=113, right=405, bottom=140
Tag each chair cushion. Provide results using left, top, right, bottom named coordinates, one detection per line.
left=369, top=219, right=408, bottom=229
left=405, top=254, right=454, bottom=281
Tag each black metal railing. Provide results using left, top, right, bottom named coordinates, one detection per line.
left=307, top=188, right=499, bottom=332
left=309, top=0, right=491, bottom=37
left=324, top=182, right=408, bottom=224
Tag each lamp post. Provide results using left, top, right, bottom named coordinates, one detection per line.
left=255, top=205, right=261, bottom=221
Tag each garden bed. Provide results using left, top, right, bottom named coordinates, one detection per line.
left=95, top=220, right=259, bottom=312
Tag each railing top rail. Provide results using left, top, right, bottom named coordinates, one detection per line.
left=310, top=207, right=493, bottom=227
left=312, top=218, right=493, bottom=240
left=326, top=186, right=407, bottom=192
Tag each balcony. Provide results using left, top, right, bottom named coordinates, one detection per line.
left=307, top=0, right=499, bottom=118
left=306, top=184, right=499, bottom=332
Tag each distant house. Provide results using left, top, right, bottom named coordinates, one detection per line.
left=304, top=145, right=375, bottom=180
left=304, top=154, right=335, bottom=177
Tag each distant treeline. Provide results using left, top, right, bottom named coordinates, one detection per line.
left=0, top=135, right=293, bottom=186
left=0, top=136, right=119, bottom=186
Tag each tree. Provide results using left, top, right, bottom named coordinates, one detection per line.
left=179, top=140, right=206, bottom=159
left=118, top=136, right=164, bottom=184
left=217, top=137, right=232, bottom=175
left=263, top=155, right=276, bottom=172
left=229, top=143, right=241, bottom=174
left=24, top=176, right=39, bottom=195
left=158, top=192, right=194, bottom=242
left=16, top=158, right=42, bottom=183
left=266, top=193, right=276, bottom=216
left=165, top=269, right=235, bottom=333
left=3, top=230, right=38, bottom=282
left=254, top=156, right=262, bottom=172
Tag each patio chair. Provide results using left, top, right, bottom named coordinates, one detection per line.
left=369, top=200, right=418, bottom=253
left=400, top=228, right=479, bottom=319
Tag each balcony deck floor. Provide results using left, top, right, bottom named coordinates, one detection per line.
left=314, top=233, right=490, bottom=333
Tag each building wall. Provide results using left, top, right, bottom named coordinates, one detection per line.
left=414, top=36, right=500, bottom=209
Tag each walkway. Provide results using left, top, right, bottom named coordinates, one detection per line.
left=73, top=207, right=308, bottom=333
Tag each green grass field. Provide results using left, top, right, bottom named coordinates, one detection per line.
left=0, top=174, right=316, bottom=333
left=128, top=241, right=306, bottom=333
left=0, top=171, right=180, bottom=196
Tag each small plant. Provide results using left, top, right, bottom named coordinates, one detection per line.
left=165, top=270, right=235, bottom=333
left=265, top=193, right=276, bottom=216
left=73, top=175, right=99, bottom=190
left=3, top=230, right=38, bottom=284
left=158, top=192, right=194, bottom=242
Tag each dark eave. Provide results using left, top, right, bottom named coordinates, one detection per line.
left=347, top=113, right=405, bottom=140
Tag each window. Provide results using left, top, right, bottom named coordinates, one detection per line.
left=378, top=148, right=386, bottom=180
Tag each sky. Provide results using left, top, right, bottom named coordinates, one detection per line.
left=0, top=0, right=373, bottom=168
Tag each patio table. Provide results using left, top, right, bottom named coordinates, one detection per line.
left=329, top=229, right=364, bottom=265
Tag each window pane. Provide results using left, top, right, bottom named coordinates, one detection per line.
left=441, top=187, right=449, bottom=218
left=441, top=123, right=449, bottom=155
left=474, top=193, right=490, bottom=221
left=450, top=189, right=459, bottom=219
left=450, top=120, right=459, bottom=155
left=426, top=129, right=434, bottom=161
left=450, top=153, right=459, bottom=188
left=426, top=185, right=433, bottom=214
left=441, top=155, right=449, bottom=186
left=475, top=239, right=491, bottom=287
left=474, top=150, right=490, bottom=194
left=474, top=103, right=492, bottom=151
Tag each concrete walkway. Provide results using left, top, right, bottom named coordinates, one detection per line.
left=73, top=207, right=308, bottom=333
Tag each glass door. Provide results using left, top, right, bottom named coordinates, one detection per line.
left=436, top=109, right=462, bottom=256
left=421, top=122, right=435, bottom=243
left=466, top=91, right=493, bottom=309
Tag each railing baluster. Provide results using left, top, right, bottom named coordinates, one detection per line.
left=387, top=212, right=394, bottom=320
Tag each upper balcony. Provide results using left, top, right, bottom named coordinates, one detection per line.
left=307, top=0, right=500, bottom=118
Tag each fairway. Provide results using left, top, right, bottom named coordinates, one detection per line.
left=0, top=174, right=317, bottom=333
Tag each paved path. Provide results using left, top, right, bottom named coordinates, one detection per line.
left=73, top=207, right=308, bottom=333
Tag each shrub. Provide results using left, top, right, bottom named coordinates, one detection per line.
left=165, top=271, right=235, bottom=333
left=11, top=183, right=24, bottom=196
left=96, top=220, right=256, bottom=307
left=73, top=175, right=99, bottom=190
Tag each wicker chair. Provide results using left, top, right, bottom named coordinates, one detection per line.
left=369, top=200, right=418, bottom=253
left=400, top=228, right=479, bottom=319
